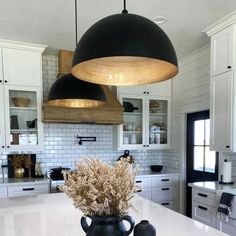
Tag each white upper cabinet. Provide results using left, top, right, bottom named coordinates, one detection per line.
left=210, top=25, right=234, bottom=76
left=0, top=40, right=46, bottom=152
left=210, top=71, right=233, bottom=151
left=118, top=80, right=172, bottom=96
left=204, top=12, right=236, bottom=152
left=2, top=48, right=42, bottom=87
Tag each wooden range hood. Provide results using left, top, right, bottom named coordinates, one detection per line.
left=43, top=50, right=123, bottom=124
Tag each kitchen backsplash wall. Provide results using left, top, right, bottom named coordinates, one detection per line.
left=0, top=54, right=178, bottom=175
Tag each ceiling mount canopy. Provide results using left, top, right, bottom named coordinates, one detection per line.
left=46, top=0, right=106, bottom=108
left=72, top=0, right=178, bottom=86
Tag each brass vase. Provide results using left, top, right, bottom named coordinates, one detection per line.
left=14, top=168, right=25, bottom=178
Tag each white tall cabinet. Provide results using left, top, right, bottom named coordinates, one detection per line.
left=0, top=40, right=46, bottom=152
left=204, top=12, right=236, bottom=152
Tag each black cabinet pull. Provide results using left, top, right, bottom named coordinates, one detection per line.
left=161, top=202, right=170, bottom=206
left=198, top=205, right=207, bottom=211
left=198, top=193, right=208, bottom=198
left=137, top=189, right=142, bottom=193
left=161, top=187, right=170, bottom=191
left=228, top=66, right=232, bottom=69
left=22, top=188, right=35, bottom=191
left=226, top=145, right=230, bottom=148
left=136, top=180, right=142, bottom=183
left=7, top=146, right=10, bottom=148
left=4, top=80, right=7, bottom=83
left=147, top=145, right=149, bottom=147
left=161, top=179, right=170, bottom=182
left=143, top=145, right=146, bottom=147
left=147, top=92, right=150, bottom=94
left=0, top=80, right=2, bottom=83
left=143, top=91, right=146, bottom=94
left=1, top=146, right=4, bottom=148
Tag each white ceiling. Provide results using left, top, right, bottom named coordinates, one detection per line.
left=0, top=0, right=236, bottom=59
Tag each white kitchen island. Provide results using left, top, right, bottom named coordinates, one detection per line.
left=0, top=193, right=228, bottom=236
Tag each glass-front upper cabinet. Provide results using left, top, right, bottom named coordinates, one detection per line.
left=3, top=86, right=43, bottom=151
left=0, top=85, right=5, bottom=151
left=119, top=94, right=145, bottom=149
left=118, top=94, right=171, bottom=150
left=147, top=97, right=171, bottom=148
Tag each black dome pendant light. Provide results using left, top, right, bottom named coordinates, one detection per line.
left=47, top=0, right=106, bottom=108
left=71, top=0, right=178, bottom=86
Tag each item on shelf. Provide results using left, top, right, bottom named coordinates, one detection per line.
left=35, top=162, right=44, bottom=177
left=131, top=134, right=137, bottom=144
left=11, top=97, right=31, bottom=107
left=150, top=165, right=163, bottom=172
left=136, top=125, right=142, bottom=131
left=123, top=123, right=128, bottom=131
left=117, top=150, right=134, bottom=164
left=127, top=122, right=136, bottom=131
left=123, top=136, right=129, bottom=144
left=14, top=167, right=25, bottom=178
left=123, top=102, right=139, bottom=113
left=11, top=133, right=19, bottom=145
left=149, top=101, right=160, bottom=113
left=26, top=119, right=37, bottom=128
left=150, top=125, right=160, bottom=133
left=134, top=220, right=156, bottom=236
left=10, top=115, right=19, bottom=129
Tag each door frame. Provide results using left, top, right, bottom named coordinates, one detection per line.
left=178, top=102, right=209, bottom=215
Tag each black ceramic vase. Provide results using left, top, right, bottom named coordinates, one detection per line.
left=134, top=220, right=156, bottom=236
left=81, top=215, right=135, bottom=236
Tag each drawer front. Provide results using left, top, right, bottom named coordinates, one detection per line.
left=137, top=187, right=152, bottom=201
left=0, top=187, right=8, bottom=198
left=151, top=176, right=178, bottom=187
left=151, top=185, right=177, bottom=201
left=192, top=189, right=217, bottom=207
left=217, top=219, right=236, bottom=235
left=192, top=200, right=217, bottom=228
left=157, top=200, right=178, bottom=211
left=135, top=177, right=151, bottom=188
left=8, top=184, right=49, bottom=197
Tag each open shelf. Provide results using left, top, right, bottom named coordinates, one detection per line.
left=10, top=107, right=37, bottom=111
left=11, top=129, right=37, bottom=133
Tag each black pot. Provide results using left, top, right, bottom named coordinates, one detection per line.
left=50, top=166, right=70, bottom=180
left=134, top=220, right=156, bottom=236
left=26, top=119, right=37, bottom=128
left=81, top=215, right=135, bottom=236
left=123, top=102, right=139, bottom=112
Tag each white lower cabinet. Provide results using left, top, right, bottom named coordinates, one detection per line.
left=217, top=218, right=236, bottom=236
left=136, top=174, right=179, bottom=211
left=0, top=187, right=8, bottom=198
left=0, top=182, right=49, bottom=198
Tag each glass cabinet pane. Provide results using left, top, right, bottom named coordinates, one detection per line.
left=149, top=99, right=168, bottom=145
left=122, top=97, right=143, bottom=145
left=8, top=90, right=38, bottom=146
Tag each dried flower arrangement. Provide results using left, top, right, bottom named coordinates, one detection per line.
left=61, top=158, right=137, bottom=217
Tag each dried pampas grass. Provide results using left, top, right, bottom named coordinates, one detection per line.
left=61, top=158, right=136, bottom=217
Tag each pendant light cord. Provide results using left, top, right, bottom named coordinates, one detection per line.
left=122, top=0, right=128, bottom=14
left=75, top=0, right=78, bottom=46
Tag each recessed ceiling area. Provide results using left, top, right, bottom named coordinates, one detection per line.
left=0, top=0, right=236, bottom=58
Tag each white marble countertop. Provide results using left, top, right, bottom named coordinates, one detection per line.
left=0, top=193, right=228, bottom=236
left=0, top=178, right=49, bottom=187
left=136, top=171, right=179, bottom=177
left=188, top=181, right=236, bottom=194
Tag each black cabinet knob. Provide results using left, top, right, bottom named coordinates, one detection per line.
left=0, top=80, right=2, bottom=83
left=147, top=92, right=150, bottom=94
left=7, top=146, right=10, bottom=148
left=226, top=145, right=230, bottom=148
left=1, top=146, right=4, bottom=148
left=228, top=66, right=232, bottom=69
left=4, top=80, right=7, bottom=83
left=143, top=145, right=146, bottom=147
left=143, top=91, right=146, bottom=94
left=147, top=145, right=149, bottom=147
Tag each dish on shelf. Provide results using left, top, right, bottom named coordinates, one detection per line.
left=149, top=101, right=160, bottom=113
left=11, top=97, right=31, bottom=107
left=150, top=165, right=163, bottom=172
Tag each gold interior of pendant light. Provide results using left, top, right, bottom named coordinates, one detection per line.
left=46, top=98, right=104, bottom=108
left=72, top=56, right=178, bottom=86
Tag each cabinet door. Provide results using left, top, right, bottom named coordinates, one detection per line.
left=117, top=85, right=144, bottom=95
left=211, top=26, right=233, bottom=76
left=4, top=86, right=44, bottom=151
left=118, top=94, right=145, bottom=150
left=2, top=48, right=41, bottom=87
left=192, top=201, right=217, bottom=228
left=146, top=96, right=171, bottom=149
left=146, top=80, right=171, bottom=96
left=210, top=71, right=233, bottom=151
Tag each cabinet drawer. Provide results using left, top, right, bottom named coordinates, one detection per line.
left=8, top=184, right=49, bottom=197
left=192, top=189, right=217, bottom=207
left=151, top=176, right=178, bottom=187
left=217, top=218, right=236, bottom=235
left=192, top=200, right=217, bottom=228
left=135, top=177, right=151, bottom=188
left=151, top=185, right=177, bottom=201
left=137, top=187, right=152, bottom=201
left=157, top=200, right=178, bottom=211
left=0, top=187, right=7, bottom=198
